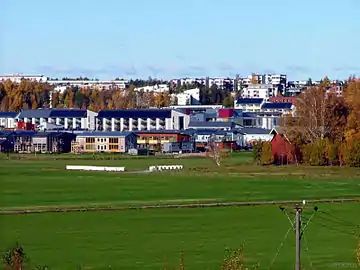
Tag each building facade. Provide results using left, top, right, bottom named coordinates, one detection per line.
left=0, top=112, right=17, bottom=129
left=96, top=109, right=190, bottom=132
left=74, top=131, right=137, bottom=153
left=17, top=109, right=98, bottom=130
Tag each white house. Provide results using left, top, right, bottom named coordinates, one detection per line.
left=17, top=109, right=98, bottom=130
left=239, top=127, right=273, bottom=146
left=96, top=109, right=190, bottom=132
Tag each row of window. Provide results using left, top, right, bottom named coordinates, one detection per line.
left=85, top=138, right=120, bottom=143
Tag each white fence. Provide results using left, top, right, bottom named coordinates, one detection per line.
left=148, top=165, right=184, bottom=172
left=66, top=165, right=126, bottom=172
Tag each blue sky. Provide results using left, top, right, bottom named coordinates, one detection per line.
left=1, top=0, right=359, bottom=80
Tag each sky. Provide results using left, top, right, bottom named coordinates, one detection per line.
left=1, top=0, right=360, bottom=80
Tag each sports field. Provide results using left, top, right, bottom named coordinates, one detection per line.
left=1, top=153, right=359, bottom=269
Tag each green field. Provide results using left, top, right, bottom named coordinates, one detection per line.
left=1, top=153, right=360, bottom=269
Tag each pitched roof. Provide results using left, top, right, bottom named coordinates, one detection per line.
left=18, top=109, right=87, bottom=118
left=236, top=98, right=264, bottom=105
left=261, top=102, right=293, bottom=109
left=0, top=112, right=18, bottom=118
left=76, top=131, right=136, bottom=137
left=97, top=109, right=172, bottom=119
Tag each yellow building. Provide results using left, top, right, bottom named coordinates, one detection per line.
left=74, top=131, right=137, bottom=153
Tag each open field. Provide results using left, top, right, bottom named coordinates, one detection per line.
left=1, top=153, right=360, bottom=269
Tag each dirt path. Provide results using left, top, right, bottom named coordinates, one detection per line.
left=1, top=198, right=359, bottom=215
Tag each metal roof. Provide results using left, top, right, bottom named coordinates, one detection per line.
left=76, top=131, right=136, bottom=137
left=240, top=127, right=271, bottom=135
left=133, top=130, right=188, bottom=135
left=261, top=103, right=293, bottom=109
left=97, top=109, right=172, bottom=119
left=236, top=98, right=264, bottom=104
left=18, top=109, right=87, bottom=119
left=188, top=121, right=234, bottom=128
left=0, top=112, right=18, bottom=118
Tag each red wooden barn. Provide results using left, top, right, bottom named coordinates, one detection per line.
left=271, top=133, right=300, bottom=165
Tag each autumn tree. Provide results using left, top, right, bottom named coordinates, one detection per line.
left=279, top=81, right=347, bottom=144
left=343, top=77, right=360, bottom=141
left=251, top=73, right=258, bottom=84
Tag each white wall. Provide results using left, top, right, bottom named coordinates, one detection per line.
left=0, top=117, right=16, bottom=128
left=243, top=134, right=272, bottom=145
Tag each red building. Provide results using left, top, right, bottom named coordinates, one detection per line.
left=271, top=133, right=300, bottom=165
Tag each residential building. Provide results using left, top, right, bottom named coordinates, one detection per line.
left=269, top=97, right=296, bottom=104
left=0, top=112, right=17, bottom=129
left=234, top=98, right=264, bottom=112
left=0, top=74, right=47, bottom=83
left=12, top=130, right=37, bottom=153
left=136, top=130, right=190, bottom=149
left=17, top=109, right=98, bottom=130
left=0, top=131, right=14, bottom=152
left=48, top=79, right=128, bottom=90
left=239, top=127, right=272, bottom=146
left=187, top=121, right=240, bottom=131
left=261, top=102, right=294, bottom=115
left=134, top=84, right=169, bottom=93
left=74, top=131, right=137, bottom=153
left=241, top=84, right=277, bottom=99
left=173, top=88, right=201, bottom=105
left=31, top=132, right=76, bottom=153
left=96, top=109, right=190, bottom=132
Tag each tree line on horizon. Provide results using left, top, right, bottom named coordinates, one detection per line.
left=254, top=76, right=360, bottom=167
left=0, top=78, right=237, bottom=112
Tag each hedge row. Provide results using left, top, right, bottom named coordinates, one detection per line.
left=253, top=139, right=360, bottom=167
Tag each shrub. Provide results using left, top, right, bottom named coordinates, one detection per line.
left=325, top=139, right=339, bottom=165
left=260, top=142, right=274, bottom=165
left=341, top=140, right=360, bottom=167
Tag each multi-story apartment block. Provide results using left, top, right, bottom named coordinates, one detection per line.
left=173, top=88, right=201, bottom=105
left=0, top=74, right=47, bottom=83
left=134, top=84, right=169, bottom=93
left=171, top=77, right=234, bottom=90
left=48, top=79, right=128, bottom=90
left=17, top=109, right=98, bottom=130
left=96, top=109, right=190, bottom=132
left=241, top=84, right=277, bottom=99
left=234, top=98, right=264, bottom=112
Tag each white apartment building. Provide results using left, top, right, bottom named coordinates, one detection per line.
left=0, top=74, right=48, bottom=83
left=134, top=84, right=169, bottom=93
left=173, top=88, right=201, bottom=105
left=241, top=84, right=277, bottom=99
left=96, top=109, right=190, bottom=132
left=17, top=109, right=98, bottom=130
left=48, top=79, right=128, bottom=90
left=171, top=77, right=234, bottom=89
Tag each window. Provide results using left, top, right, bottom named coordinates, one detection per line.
left=86, top=137, right=95, bottom=143
left=109, top=138, right=119, bottom=144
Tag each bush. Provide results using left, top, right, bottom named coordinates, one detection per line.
left=325, top=139, right=339, bottom=165
left=340, top=140, right=360, bottom=167
left=260, top=142, right=273, bottom=165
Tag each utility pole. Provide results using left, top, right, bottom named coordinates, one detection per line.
left=295, top=206, right=302, bottom=270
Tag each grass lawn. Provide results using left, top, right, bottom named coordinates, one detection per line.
left=0, top=153, right=359, bottom=269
